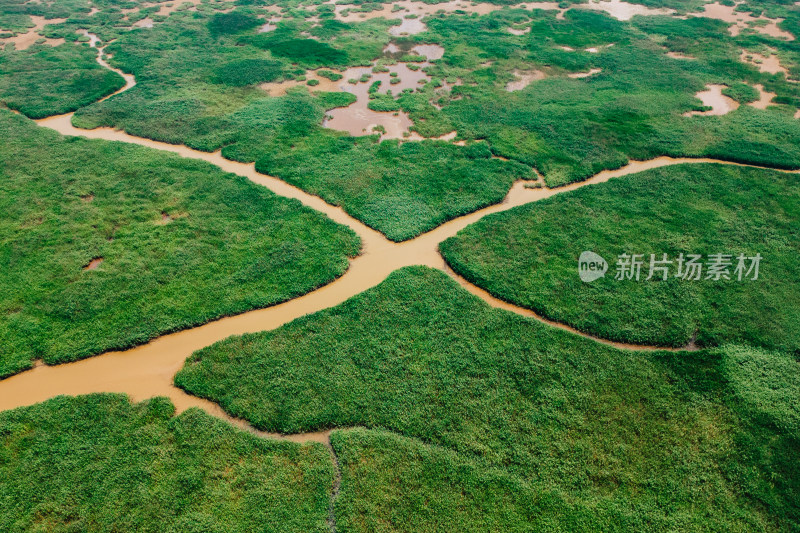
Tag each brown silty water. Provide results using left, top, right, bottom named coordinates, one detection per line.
left=568, top=68, right=602, bottom=79
left=691, top=2, right=794, bottom=40
left=740, top=50, right=794, bottom=79
left=749, top=84, right=776, bottom=110
left=333, top=0, right=569, bottom=33
left=262, top=43, right=447, bottom=139
left=0, top=15, right=66, bottom=49
left=666, top=51, right=696, bottom=60
left=683, top=84, right=739, bottom=116
left=4, top=30, right=800, bottom=437
left=582, top=0, right=673, bottom=21
left=506, top=69, right=546, bottom=91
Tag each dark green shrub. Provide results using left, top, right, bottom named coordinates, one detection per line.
left=213, top=58, right=284, bottom=86
left=723, top=82, right=760, bottom=104
left=208, top=11, right=260, bottom=36
left=248, top=36, right=348, bottom=66
left=317, top=69, right=343, bottom=81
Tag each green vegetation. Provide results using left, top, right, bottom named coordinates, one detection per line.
left=317, top=69, right=343, bottom=81
left=51, top=2, right=800, bottom=234
left=77, top=74, right=529, bottom=240
left=208, top=11, right=261, bottom=37
left=247, top=35, right=349, bottom=67
left=0, top=110, right=359, bottom=378
left=5, top=1, right=800, bottom=529
left=441, top=163, right=800, bottom=350
left=424, top=9, right=800, bottom=186
left=0, top=394, right=333, bottom=532
left=0, top=42, right=124, bottom=118
left=61, top=8, right=531, bottom=240
left=724, top=344, right=800, bottom=434
left=723, top=81, right=761, bottom=104
left=6, top=0, right=800, bottom=232
left=253, top=137, right=531, bottom=241
left=177, top=266, right=800, bottom=531
left=331, top=428, right=543, bottom=532
left=213, top=58, right=284, bottom=86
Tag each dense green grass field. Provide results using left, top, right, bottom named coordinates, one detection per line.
left=0, top=43, right=125, bottom=118
left=0, top=110, right=359, bottom=378
left=441, top=163, right=800, bottom=350
left=3, top=0, right=800, bottom=529
left=0, top=394, right=333, bottom=532
left=176, top=267, right=800, bottom=531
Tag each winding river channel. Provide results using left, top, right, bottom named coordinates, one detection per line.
left=1, top=34, right=798, bottom=441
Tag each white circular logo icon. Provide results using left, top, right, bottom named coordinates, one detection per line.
left=578, top=251, right=608, bottom=282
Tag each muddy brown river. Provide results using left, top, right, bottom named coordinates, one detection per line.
left=2, top=32, right=798, bottom=439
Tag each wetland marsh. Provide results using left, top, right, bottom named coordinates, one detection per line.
left=1, top=0, right=799, bottom=530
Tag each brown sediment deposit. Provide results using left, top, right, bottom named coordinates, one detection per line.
left=83, top=257, right=104, bottom=271
left=260, top=70, right=344, bottom=97
left=333, top=0, right=566, bottom=34
left=508, top=26, right=531, bottom=35
left=120, top=0, right=206, bottom=20
left=263, top=43, right=448, bottom=139
left=691, top=2, right=794, bottom=40
left=133, top=18, right=155, bottom=28
left=568, top=68, right=602, bottom=78
left=585, top=43, right=614, bottom=54
left=749, top=84, right=776, bottom=109
left=0, top=15, right=66, bottom=50
left=390, top=16, right=427, bottom=36
left=682, top=84, right=739, bottom=116
left=410, top=43, right=445, bottom=60
left=334, top=0, right=507, bottom=24
left=582, top=0, right=673, bottom=21
left=322, top=63, right=426, bottom=138
left=154, top=0, right=205, bottom=18
left=258, top=21, right=277, bottom=33
left=667, top=51, right=696, bottom=60
left=506, top=69, right=546, bottom=91
left=739, top=50, right=792, bottom=77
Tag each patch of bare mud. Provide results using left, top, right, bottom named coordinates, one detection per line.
left=582, top=0, right=673, bottom=21
left=508, top=26, right=531, bottom=35
left=749, top=83, right=775, bottom=109
left=667, top=51, right=696, bottom=60
left=568, top=68, right=601, bottom=78
left=740, top=50, right=792, bottom=78
left=263, top=43, right=450, bottom=139
left=683, top=84, right=739, bottom=116
left=83, top=257, right=104, bottom=271
left=506, top=69, right=546, bottom=91
left=0, top=15, right=66, bottom=50
left=692, top=2, right=794, bottom=40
